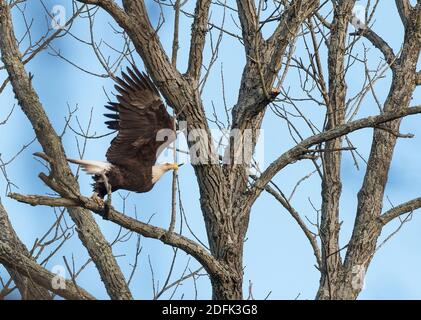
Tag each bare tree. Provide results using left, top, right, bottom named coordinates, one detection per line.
left=0, top=0, right=420, bottom=300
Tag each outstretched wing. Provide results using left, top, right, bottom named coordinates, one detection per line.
left=104, top=66, right=175, bottom=168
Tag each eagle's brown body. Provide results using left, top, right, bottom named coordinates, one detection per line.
left=92, top=166, right=153, bottom=198
left=68, top=65, right=177, bottom=198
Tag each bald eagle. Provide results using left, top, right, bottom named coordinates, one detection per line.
left=68, top=66, right=179, bottom=202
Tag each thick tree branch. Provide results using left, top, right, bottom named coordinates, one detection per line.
left=0, top=0, right=132, bottom=300
left=343, top=5, right=420, bottom=297
left=316, top=0, right=356, bottom=300
left=77, top=0, right=130, bottom=28
left=352, top=28, right=397, bottom=70
left=235, top=0, right=262, bottom=55
left=8, top=193, right=226, bottom=281
left=395, top=0, right=411, bottom=27
left=187, top=0, right=212, bottom=80
left=380, top=197, right=421, bottom=225
left=267, top=0, right=319, bottom=44
left=266, top=0, right=320, bottom=81
left=0, top=200, right=52, bottom=299
left=246, top=105, right=421, bottom=206
left=0, top=240, right=95, bottom=300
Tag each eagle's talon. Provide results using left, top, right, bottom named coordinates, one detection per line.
left=91, top=193, right=104, bottom=207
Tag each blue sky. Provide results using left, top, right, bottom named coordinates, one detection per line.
left=0, top=0, right=420, bottom=299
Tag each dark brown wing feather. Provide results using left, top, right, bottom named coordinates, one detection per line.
left=104, top=66, right=175, bottom=168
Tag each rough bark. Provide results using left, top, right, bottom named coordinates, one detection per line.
left=0, top=199, right=52, bottom=299
left=0, top=240, right=95, bottom=300
left=318, top=2, right=421, bottom=300
left=316, top=0, right=355, bottom=300
left=342, top=4, right=420, bottom=299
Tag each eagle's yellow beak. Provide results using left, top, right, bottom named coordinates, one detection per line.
left=172, top=163, right=184, bottom=170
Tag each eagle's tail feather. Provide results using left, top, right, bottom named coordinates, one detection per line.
left=67, top=158, right=112, bottom=175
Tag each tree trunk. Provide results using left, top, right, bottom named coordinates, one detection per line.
left=199, top=199, right=246, bottom=300
left=316, top=1, right=354, bottom=299
left=316, top=271, right=361, bottom=300
left=206, top=204, right=248, bottom=300
left=209, top=232, right=244, bottom=300
left=197, top=165, right=250, bottom=300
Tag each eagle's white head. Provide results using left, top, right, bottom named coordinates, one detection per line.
left=152, top=163, right=181, bottom=183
